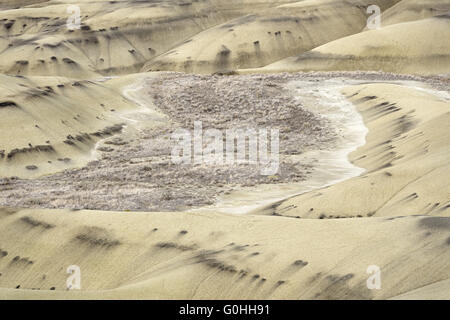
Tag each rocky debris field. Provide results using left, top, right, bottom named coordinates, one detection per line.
left=147, top=73, right=338, bottom=155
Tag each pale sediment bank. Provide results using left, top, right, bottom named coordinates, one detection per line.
left=274, top=78, right=450, bottom=219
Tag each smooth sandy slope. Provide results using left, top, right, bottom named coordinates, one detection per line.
left=378, top=0, right=450, bottom=27
left=0, top=206, right=448, bottom=300
left=0, top=0, right=449, bottom=300
left=246, top=0, right=450, bottom=75
left=0, top=73, right=151, bottom=178
left=251, top=15, right=450, bottom=75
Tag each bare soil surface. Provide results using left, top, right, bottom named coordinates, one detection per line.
left=0, top=72, right=447, bottom=212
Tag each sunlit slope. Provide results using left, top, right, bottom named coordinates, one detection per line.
left=390, top=279, right=450, bottom=300
left=0, top=74, right=139, bottom=178
left=142, top=0, right=400, bottom=74
left=0, top=0, right=294, bottom=78
left=379, top=0, right=450, bottom=26
left=254, top=16, right=450, bottom=75
left=272, top=83, right=450, bottom=219
left=0, top=207, right=448, bottom=299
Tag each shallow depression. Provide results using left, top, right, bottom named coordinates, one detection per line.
left=191, top=79, right=368, bottom=214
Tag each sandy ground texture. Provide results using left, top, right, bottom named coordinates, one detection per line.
left=0, top=207, right=448, bottom=300
left=251, top=15, right=450, bottom=75
left=142, top=0, right=400, bottom=74
left=271, top=80, right=450, bottom=219
left=0, top=0, right=304, bottom=77
left=0, top=0, right=448, bottom=77
left=0, top=74, right=449, bottom=299
left=0, top=73, right=340, bottom=212
left=377, top=0, right=450, bottom=27
left=1, top=0, right=414, bottom=77
left=1, top=72, right=446, bottom=214
left=0, top=73, right=142, bottom=178
left=0, top=0, right=449, bottom=300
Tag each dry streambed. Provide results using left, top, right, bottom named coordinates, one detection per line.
left=0, top=72, right=444, bottom=213
left=0, top=73, right=340, bottom=212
